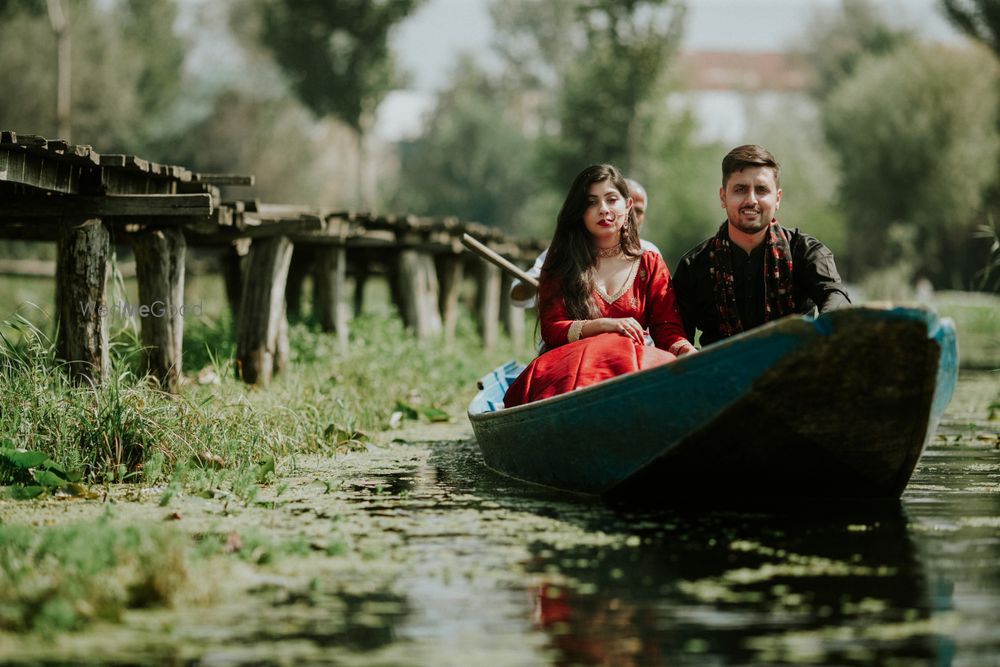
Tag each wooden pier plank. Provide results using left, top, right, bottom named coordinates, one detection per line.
left=0, top=194, right=212, bottom=218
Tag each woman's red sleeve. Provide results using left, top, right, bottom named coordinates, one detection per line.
left=538, top=275, right=573, bottom=349
left=645, top=253, right=688, bottom=351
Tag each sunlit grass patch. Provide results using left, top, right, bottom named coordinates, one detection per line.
left=932, top=291, right=1000, bottom=370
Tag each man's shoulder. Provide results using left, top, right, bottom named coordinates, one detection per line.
left=778, top=225, right=834, bottom=254
left=676, top=236, right=715, bottom=267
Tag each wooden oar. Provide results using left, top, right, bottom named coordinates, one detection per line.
left=461, top=233, right=539, bottom=288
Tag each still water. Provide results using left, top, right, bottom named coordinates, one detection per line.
left=3, top=373, right=998, bottom=666
left=295, top=371, right=1000, bottom=666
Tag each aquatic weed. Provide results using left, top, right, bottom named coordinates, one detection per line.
left=0, top=518, right=191, bottom=633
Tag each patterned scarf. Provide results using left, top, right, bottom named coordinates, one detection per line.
left=708, top=219, right=796, bottom=338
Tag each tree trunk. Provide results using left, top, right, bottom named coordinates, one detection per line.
left=46, top=0, right=71, bottom=142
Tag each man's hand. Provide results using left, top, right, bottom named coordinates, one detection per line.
left=511, top=282, right=538, bottom=303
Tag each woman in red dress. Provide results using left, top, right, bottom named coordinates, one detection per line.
left=503, top=164, right=696, bottom=407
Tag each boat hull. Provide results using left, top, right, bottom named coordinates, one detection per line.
left=468, top=306, right=958, bottom=500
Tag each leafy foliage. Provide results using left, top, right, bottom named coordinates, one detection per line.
left=823, top=41, right=1000, bottom=286
left=942, top=0, right=1000, bottom=59
left=799, top=0, right=913, bottom=100
left=390, top=58, right=541, bottom=231
left=540, top=0, right=686, bottom=186
left=392, top=0, right=692, bottom=241
left=0, top=0, right=187, bottom=151
left=253, top=0, right=420, bottom=133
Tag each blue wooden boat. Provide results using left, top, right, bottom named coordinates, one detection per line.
left=467, top=306, right=958, bottom=501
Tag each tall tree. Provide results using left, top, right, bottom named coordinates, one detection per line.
left=823, top=42, right=1000, bottom=288
left=942, top=0, right=1000, bottom=58
left=491, top=0, right=686, bottom=189
left=800, top=0, right=912, bottom=100
left=391, top=57, right=541, bottom=232
left=118, top=0, right=186, bottom=154
left=0, top=0, right=186, bottom=153
left=254, top=0, right=421, bottom=208
left=941, top=0, right=1000, bottom=292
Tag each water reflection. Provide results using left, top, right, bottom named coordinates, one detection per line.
left=521, top=502, right=938, bottom=665
left=419, top=431, right=997, bottom=665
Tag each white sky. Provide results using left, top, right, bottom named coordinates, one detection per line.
left=377, top=0, right=964, bottom=140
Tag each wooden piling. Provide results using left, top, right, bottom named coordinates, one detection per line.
left=476, top=261, right=501, bottom=350
left=501, top=274, right=525, bottom=355
left=236, top=236, right=293, bottom=385
left=397, top=249, right=442, bottom=338
left=313, top=245, right=348, bottom=350
left=132, top=227, right=186, bottom=392
left=221, top=241, right=248, bottom=322
left=55, top=218, right=109, bottom=382
left=284, top=245, right=314, bottom=320
left=436, top=253, right=464, bottom=340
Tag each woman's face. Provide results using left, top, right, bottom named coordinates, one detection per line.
left=582, top=179, right=631, bottom=245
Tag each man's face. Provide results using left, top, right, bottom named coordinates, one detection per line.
left=632, top=188, right=647, bottom=231
left=719, top=166, right=781, bottom=235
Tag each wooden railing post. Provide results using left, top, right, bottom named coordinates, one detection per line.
left=55, top=218, right=109, bottom=382
left=236, top=236, right=293, bottom=385
left=132, top=227, right=186, bottom=392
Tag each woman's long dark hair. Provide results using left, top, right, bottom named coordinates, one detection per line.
left=540, top=164, right=641, bottom=320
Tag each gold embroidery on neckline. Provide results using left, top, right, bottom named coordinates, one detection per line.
left=595, top=258, right=640, bottom=305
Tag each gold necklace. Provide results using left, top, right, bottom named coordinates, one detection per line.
left=596, top=245, right=621, bottom=258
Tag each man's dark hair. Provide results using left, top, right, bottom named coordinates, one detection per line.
left=722, top=144, right=780, bottom=188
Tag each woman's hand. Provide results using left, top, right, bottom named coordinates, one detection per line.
left=669, top=339, right=698, bottom=356
left=587, top=317, right=646, bottom=345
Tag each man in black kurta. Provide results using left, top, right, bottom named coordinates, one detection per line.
left=672, top=145, right=850, bottom=347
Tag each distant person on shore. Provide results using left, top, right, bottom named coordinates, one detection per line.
left=510, top=178, right=660, bottom=309
left=503, top=164, right=694, bottom=408
left=672, top=144, right=850, bottom=347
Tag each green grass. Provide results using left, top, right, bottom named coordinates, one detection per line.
left=0, top=274, right=532, bottom=490
left=931, top=291, right=1000, bottom=370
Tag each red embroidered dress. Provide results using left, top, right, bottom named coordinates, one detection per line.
left=503, top=251, right=688, bottom=407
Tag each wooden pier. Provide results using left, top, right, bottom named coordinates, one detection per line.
left=0, top=131, right=545, bottom=389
